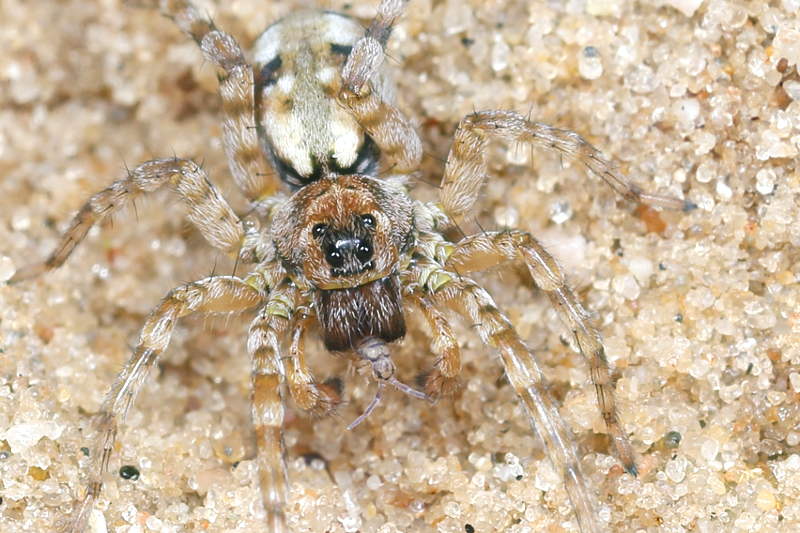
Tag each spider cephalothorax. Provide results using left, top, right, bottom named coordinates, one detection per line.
left=10, top=2, right=695, bottom=533
left=271, top=174, right=414, bottom=289
left=272, top=174, right=414, bottom=351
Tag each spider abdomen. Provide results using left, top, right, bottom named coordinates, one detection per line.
left=253, top=10, right=390, bottom=188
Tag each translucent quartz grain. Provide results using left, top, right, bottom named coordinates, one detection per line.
left=578, top=46, right=604, bottom=79
left=0, top=256, right=16, bottom=282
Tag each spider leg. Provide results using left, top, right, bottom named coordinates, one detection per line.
left=67, top=276, right=263, bottom=533
left=247, top=280, right=298, bottom=533
left=445, top=230, right=637, bottom=476
left=156, top=0, right=280, bottom=203
left=338, top=0, right=422, bottom=175
left=422, top=275, right=598, bottom=533
left=11, top=158, right=247, bottom=283
left=439, top=109, right=695, bottom=222
left=341, top=0, right=410, bottom=95
left=286, top=309, right=342, bottom=417
left=406, top=292, right=462, bottom=399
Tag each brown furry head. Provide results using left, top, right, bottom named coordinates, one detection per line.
left=271, top=175, right=414, bottom=289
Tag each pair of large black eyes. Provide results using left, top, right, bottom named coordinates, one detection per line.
left=312, top=214, right=376, bottom=238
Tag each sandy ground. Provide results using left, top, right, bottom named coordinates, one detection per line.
left=2, top=0, right=800, bottom=532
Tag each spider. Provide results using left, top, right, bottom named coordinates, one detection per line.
left=8, top=0, right=695, bottom=532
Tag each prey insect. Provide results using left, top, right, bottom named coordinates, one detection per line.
left=10, top=0, right=695, bottom=531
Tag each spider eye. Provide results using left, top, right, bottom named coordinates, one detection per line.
left=355, top=241, right=372, bottom=262
left=360, top=214, right=376, bottom=229
left=312, top=224, right=328, bottom=238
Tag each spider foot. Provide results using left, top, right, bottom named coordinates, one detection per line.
left=417, top=369, right=461, bottom=400
left=311, top=377, right=345, bottom=418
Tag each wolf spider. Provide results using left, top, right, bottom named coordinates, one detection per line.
left=10, top=0, right=694, bottom=531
